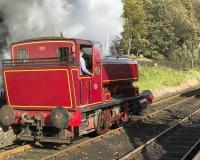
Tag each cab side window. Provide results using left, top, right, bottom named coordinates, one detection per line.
left=17, top=49, right=28, bottom=60
left=80, top=45, right=93, bottom=72
left=57, top=47, right=69, bottom=62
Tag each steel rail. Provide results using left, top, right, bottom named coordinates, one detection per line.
left=40, top=92, right=200, bottom=160
left=2, top=87, right=200, bottom=160
left=152, top=85, right=200, bottom=105
left=40, top=127, right=125, bottom=160
left=118, top=107, right=200, bottom=160
left=0, top=144, right=32, bottom=159
left=180, top=137, right=200, bottom=160
left=141, top=93, right=198, bottom=120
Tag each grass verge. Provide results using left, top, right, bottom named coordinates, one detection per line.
left=137, top=66, right=200, bottom=91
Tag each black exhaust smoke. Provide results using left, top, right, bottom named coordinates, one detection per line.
left=0, top=12, right=9, bottom=57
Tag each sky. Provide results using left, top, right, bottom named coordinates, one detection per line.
left=0, top=0, right=123, bottom=57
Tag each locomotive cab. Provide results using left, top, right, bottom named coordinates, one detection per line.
left=0, top=37, right=152, bottom=144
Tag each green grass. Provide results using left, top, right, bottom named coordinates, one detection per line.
left=137, top=66, right=200, bottom=91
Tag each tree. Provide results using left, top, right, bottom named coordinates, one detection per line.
left=143, top=0, right=176, bottom=57
left=167, top=0, right=200, bottom=68
left=120, top=0, right=200, bottom=67
left=122, top=0, right=148, bottom=54
left=168, top=1, right=197, bottom=41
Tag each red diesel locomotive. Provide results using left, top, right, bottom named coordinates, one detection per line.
left=0, top=37, right=153, bottom=143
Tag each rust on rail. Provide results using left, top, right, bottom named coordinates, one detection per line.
left=0, top=144, right=32, bottom=159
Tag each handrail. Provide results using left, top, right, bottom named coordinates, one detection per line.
left=2, top=57, right=77, bottom=68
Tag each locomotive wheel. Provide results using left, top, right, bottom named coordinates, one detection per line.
left=116, top=103, right=129, bottom=127
left=116, top=116, right=125, bottom=127
left=0, top=105, right=14, bottom=131
left=51, top=107, right=69, bottom=129
left=141, top=90, right=153, bottom=103
left=96, top=109, right=111, bottom=135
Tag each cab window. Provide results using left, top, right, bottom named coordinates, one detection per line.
left=80, top=45, right=93, bottom=72
left=57, top=47, right=69, bottom=62
left=17, top=49, right=28, bottom=59
left=57, top=47, right=77, bottom=65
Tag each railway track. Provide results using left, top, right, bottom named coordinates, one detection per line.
left=142, top=86, right=200, bottom=119
left=53, top=94, right=200, bottom=160
left=0, top=144, right=31, bottom=159
left=119, top=107, right=200, bottom=160
left=153, top=85, right=200, bottom=104
left=1, top=87, right=200, bottom=160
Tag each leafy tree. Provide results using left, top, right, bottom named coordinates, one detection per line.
left=118, top=0, right=200, bottom=69
left=122, top=0, right=148, bottom=54
left=180, top=0, right=193, bottom=11
left=110, top=37, right=123, bottom=55
left=166, top=0, right=200, bottom=68
left=143, top=0, right=176, bottom=57
left=191, top=0, right=200, bottom=23
left=168, top=0, right=198, bottom=42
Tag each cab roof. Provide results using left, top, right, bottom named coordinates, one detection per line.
left=11, top=37, right=95, bottom=46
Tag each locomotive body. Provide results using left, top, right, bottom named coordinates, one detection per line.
left=0, top=37, right=152, bottom=143
left=102, top=57, right=139, bottom=84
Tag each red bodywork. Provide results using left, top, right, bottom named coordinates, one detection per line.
left=102, top=57, right=138, bottom=85
left=1, top=38, right=152, bottom=143
left=5, top=69, right=72, bottom=107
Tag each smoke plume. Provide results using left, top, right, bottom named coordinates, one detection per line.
left=0, top=0, right=123, bottom=57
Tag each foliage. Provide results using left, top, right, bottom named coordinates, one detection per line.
left=144, top=0, right=176, bottom=57
left=112, top=0, right=200, bottom=69
left=192, top=0, right=200, bottom=21
left=121, top=0, right=148, bottom=54
left=168, top=0, right=198, bottom=43
left=170, top=43, right=200, bottom=69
